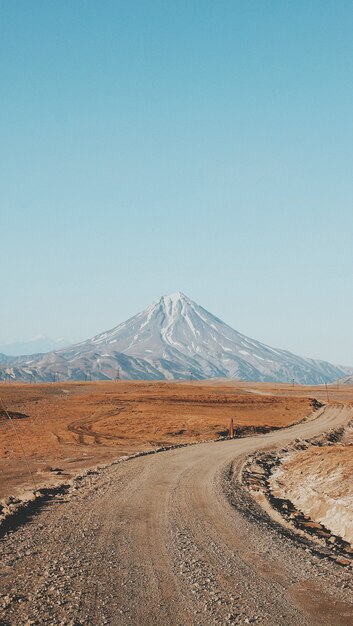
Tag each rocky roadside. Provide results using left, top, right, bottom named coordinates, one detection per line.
left=242, top=424, right=353, bottom=569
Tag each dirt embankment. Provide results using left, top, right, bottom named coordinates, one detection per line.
left=243, top=408, right=353, bottom=568
left=269, top=421, right=353, bottom=546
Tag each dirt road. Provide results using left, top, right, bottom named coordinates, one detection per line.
left=1, top=404, right=353, bottom=626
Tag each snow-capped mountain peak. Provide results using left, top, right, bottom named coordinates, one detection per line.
left=1, top=293, right=352, bottom=384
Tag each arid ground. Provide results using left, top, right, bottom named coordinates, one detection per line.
left=1, top=381, right=352, bottom=625
left=0, top=380, right=319, bottom=499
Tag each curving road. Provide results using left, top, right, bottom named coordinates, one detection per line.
left=1, top=404, right=353, bottom=626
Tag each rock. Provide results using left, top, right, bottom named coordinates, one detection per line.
left=335, top=556, right=352, bottom=567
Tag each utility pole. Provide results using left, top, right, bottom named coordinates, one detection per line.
left=325, top=383, right=330, bottom=403
left=116, top=367, right=120, bottom=381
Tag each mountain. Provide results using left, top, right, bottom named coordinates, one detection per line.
left=0, top=335, right=70, bottom=356
left=0, top=292, right=352, bottom=384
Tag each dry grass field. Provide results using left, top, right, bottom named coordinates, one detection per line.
left=0, top=380, right=319, bottom=499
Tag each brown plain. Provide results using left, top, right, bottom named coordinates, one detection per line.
left=1, top=380, right=352, bottom=500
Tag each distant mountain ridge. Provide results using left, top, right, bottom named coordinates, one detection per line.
left=0, top=335, right=69, bottom=356
left=0, top=292, right=351, bottom=384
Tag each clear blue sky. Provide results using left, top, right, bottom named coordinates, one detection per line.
left=1, top=1, right=353, bottom=364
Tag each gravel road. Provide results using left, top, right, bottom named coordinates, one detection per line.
left=1, top=404, right=353, bottom=626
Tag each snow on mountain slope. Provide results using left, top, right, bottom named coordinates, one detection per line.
left=0, top=292, right=352, bottom=383
left=335, top=374, right=353, bottom=385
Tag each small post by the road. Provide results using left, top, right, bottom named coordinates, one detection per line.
left=229, top=417, right=235, bottom=439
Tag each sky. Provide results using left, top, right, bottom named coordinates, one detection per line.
left=1, top=1, right=353, bottom=364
